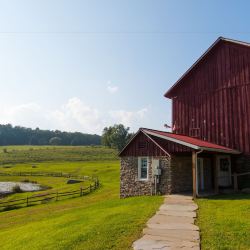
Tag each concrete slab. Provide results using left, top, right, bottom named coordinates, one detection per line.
left=147, top=214, right=194, bottom=224
left=156, top=210, right=196, bottom=218
left=147, top=222, right=199, bottom=231
left=143, top=228, right=200, bottom=241
left=133, top=237, right=199, bottom=250
left=159, top=204, right=198, bottom=212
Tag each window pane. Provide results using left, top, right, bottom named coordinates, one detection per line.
left=140, top=158, right=148, bottom=179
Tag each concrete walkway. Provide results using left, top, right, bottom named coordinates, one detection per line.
left=133, top=194, right=200, bottom=250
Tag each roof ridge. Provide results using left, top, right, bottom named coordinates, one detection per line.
left=165, top=36, right=250, bottom=98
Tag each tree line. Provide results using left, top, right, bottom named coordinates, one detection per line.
left=0, top=123, right=134, bottom=150
left=0, top=124, right=101, bottom=146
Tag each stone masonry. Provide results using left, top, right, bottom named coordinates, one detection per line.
left=120, top=155, right=194, bottom=198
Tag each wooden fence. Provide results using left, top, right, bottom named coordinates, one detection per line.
left=0, top=171, right=95, bottom=180
left=0, top=172, right=99, bottom=211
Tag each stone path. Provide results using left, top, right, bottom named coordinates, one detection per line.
left=133, top=194, right=200, bottom=250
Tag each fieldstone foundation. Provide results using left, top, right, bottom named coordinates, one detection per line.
left=120, top=155, right=194, bottom=198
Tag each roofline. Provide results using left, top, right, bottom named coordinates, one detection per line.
left=118, top=128, right=171, bottom=157
left=118, top=127, right=241, bottom=157
left=118, top=129, right=141, bottom=156
left=164, top=37, right=250, bottom=98
left=144, top=130, right=199, bottom=150
left=141, top=130, right=171, bottom=157
left=143, top=129, right=241, bottom=154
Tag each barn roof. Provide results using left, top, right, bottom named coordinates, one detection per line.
left=119, top=128, right=240, bottom=156
left=164, top=37, right=250, bottom=98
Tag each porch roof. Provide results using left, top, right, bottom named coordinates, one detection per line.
left=142, top=128, right=240, bottom=154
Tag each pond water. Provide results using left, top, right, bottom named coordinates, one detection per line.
left=0, top=182, right=42, bottom=194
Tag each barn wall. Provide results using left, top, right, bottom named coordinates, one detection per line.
left=170, top=41, right=250, bottom=155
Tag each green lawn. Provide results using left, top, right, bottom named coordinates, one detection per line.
left=197, top=194, right=250, bottom=250
left=0, top=146, right=163, bottom=250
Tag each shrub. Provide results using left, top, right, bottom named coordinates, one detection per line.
left=12, top=185, right=23, bottom=193
left=3, top=148, right=7, bottom=153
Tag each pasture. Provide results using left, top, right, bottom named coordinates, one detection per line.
left=0, top=146, right=162, bottom=250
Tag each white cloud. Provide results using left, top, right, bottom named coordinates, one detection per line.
left=49, top=97, right=102, bottom=134
left=0, top=103, right=43, bottom=128
left=107, top=81, right=119, bottom=94
left=109, top=108, right=148, bottom=128
left=0, top=98, right=148, bottom=134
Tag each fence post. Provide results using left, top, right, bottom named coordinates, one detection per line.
left=89, top=185, right=92, bottom=192
left=233, top=172, right=238, bottom=192
left=80, top=187, right=83, bottom=196
left=26, top=196, right=29, bottom=206
left=56, top=192, right=58, bottom=201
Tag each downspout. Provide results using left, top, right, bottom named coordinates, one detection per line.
left=196, top=149, right=203, bottom=197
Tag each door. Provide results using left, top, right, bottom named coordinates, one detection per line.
left=217, top=155, right=232, bottom=187
left=197, top=158, right=204, bottom=191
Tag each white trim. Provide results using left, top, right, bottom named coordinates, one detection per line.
left=141, top=130, right=171, bottom=157
left=144, top=130, right=200, bottom=150
left=143, top=130, right=240, bottom=154
left=138, top=156, right=149, bottom=181
left=199, top=146, right=240, bottom=154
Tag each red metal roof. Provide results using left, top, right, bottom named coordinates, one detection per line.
left=142, top=128, right=240, bottom=154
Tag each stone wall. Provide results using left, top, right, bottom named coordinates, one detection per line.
left=120, top=156, right=171, bottom=198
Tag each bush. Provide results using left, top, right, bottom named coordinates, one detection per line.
left=12, top=185, right=23, bottom=193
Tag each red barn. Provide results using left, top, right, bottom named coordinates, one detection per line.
left=119, top=37, right=250, bottom=198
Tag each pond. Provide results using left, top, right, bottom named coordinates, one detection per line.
left=0, top=182, right=42, bottom=194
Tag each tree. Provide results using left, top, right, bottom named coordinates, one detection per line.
left=0, top=124, right=101, bottom=146
left=49, top=137, right=62, bottom=145
left=101, top=124, right=133, bottom=151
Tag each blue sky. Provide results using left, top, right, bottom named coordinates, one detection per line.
left=0, top=0, right=250, bottom=134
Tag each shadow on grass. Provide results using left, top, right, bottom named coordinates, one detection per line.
left=200, top=193, right=250, bottom=200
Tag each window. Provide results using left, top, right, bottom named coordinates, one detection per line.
left=138, top=157, right=148, bottom=180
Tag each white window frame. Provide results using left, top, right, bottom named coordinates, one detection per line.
left=138, top=157, right=149, bottom=181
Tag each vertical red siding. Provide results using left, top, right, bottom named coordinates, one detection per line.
left=171, top=42, right=250, bottom=154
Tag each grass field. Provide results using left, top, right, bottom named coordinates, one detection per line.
left=0, top=145, right=118, bottom=164
left=0, top=146, right=162, bottom=250
left=197, top=194, right=250, bottom=250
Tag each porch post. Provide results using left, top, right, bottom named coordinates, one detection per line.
left=192, top=151, right=197, bottom=199
left=213, top=155, right=219, bottom=194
